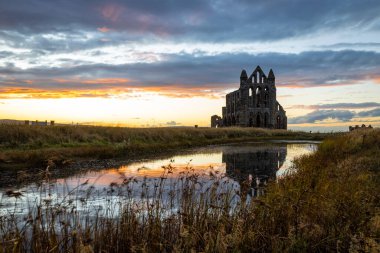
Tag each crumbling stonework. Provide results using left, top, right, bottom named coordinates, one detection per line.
left=211, top=115, right=222, bottom=128
left=349, top=124, right=373, bottom=131
left=211, top=66, right=287, bottom=129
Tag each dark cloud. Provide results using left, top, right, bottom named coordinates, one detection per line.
left=357, top=108, right=380, bottom=117
left=1, top=50, right=379, bottom=93
left=288, top=110, right=356, bottom=124
left=0, top=0, right=379, bottom=43
left=289, top=107, right=380, bottom=124
left=0, top=1, right=379, bottom=96
left=0, top=51, right=15, bottom=58
left=317, top=43, right=380, bottom=49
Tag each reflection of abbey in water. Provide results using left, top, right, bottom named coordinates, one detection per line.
left=223, top=145, right=287, bottom=196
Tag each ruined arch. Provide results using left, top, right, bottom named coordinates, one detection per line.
left=255, top=86, right=261, bottom=95
left=255, top=87, right=262, bottom=107
left=264, top=86, right=269, bottom=107
left=264, top=113, right=269, bottom=127
left=256, top=113, right=262, bottom=127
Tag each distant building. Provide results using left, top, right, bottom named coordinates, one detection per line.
left=31, top=120, right=46, bottom=126
left=211, top=66, right=287, bottom=129
left=28, top=120, right=55, bottom=126
left=349, top=124, right=373, bottom=131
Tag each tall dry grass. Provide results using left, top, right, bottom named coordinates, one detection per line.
left=0, top=128, right=379, bottom=252
left=0, top=125, right=329, bottom=168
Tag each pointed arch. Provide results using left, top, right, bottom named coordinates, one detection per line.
left=276, top=115, right=281, bottom=129
left=264, top=113, right=269, bottom=127
left=264, top=86, right=269, bottom=107
left=255, top=86, right=262, bottom=107
left=256, top=113, right=262, bottom=127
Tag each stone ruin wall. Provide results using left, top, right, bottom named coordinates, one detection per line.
left=211, top=66, right=287, bottom=129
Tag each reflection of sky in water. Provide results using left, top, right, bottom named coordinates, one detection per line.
left=276, top=143, right=317, bottom=177
left=0, top=142, right=317, bottom=215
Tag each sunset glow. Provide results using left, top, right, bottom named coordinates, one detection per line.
left=1, top=1, right=379, bottom=130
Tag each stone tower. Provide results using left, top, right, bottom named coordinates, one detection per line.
left=211, top=66, right=287, bottom=129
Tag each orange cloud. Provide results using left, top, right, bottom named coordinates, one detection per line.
left=52, top=78, right=130, bottom=85
left=9, top=74, right=380, bottom=99
left=97, top=26, right=111, bottom=33
left=80, top=78, right=130, bottom=84
left=0, top=84, right=225, bottom=100
left=373, top=77, right=380, bottom=84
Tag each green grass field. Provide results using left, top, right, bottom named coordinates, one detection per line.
left=0, top=125, right=331, bottom=168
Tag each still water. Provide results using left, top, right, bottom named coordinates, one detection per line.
left=0, top=142, right=318, bottom=216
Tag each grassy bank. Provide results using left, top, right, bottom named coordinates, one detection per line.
left=0, top=128, right=379, bottom=252
left=0, top=125, right=329, bottom=168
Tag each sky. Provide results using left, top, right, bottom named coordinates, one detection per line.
left=0, top=0, right=380, bottom=131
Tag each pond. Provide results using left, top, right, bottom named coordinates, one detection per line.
left=0, top=141, right=318, bottom=216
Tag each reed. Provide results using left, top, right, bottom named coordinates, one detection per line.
left=0, top=128, right=378, bottom=252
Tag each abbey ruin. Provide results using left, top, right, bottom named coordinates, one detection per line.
left=211, top=66, right=287, bottom=129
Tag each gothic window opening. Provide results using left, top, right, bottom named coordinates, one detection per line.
left=256, top=87, right=261, bottom=107
left=276, top=115, right=281, bottom=129
left=256, top=114, right=261, bottom=127
left=264, top=95, right=268, bottom=107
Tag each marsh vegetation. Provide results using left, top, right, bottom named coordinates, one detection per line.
left=0, top=129, right=378, bottom=252
left=0, top=125, right=329, bottom=168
